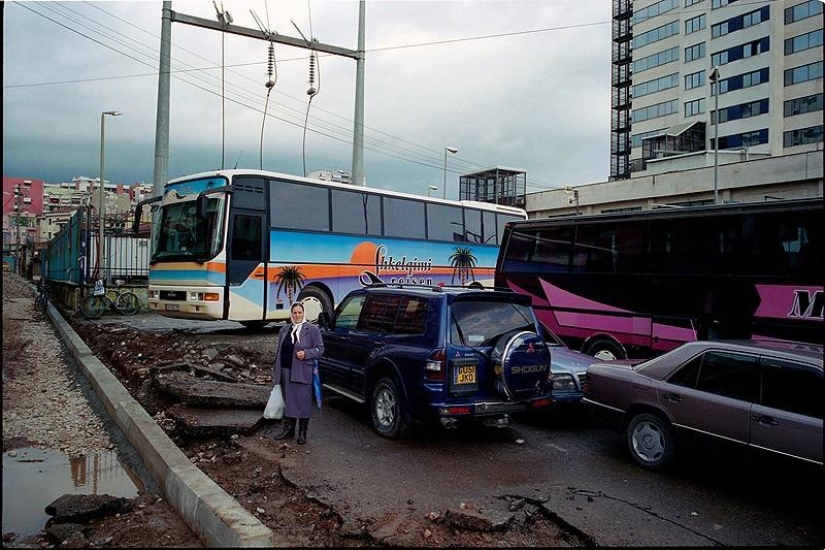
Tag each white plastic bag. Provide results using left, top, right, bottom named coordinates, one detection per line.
left=263, top=385, right=285, bottom=420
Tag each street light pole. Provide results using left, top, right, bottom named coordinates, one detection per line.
left=443, top=146, right=458, bottom=199
left=709, top=66, right=720, bottom=205
left=99, top=110, right=121, bottom=284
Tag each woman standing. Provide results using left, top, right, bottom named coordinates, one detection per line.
left=272, top=302, right=324, bottom=444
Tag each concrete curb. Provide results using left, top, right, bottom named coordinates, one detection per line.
left=47, top=303, right=275, bottom=548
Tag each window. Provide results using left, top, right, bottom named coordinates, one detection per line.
left=633, top=99, right=678, bottom=122
left=785, top=0, right=823, bottom=24
left=785, top=61, right=824, bottom=86
left=359, top=294, right=402, bottom=333
left=784, top=93, right=823, bottom=117
left=695, top=351, right=759, bottom=402
left=685, top=70, right=705, bottom=90
left=230, top=214, right=262, bottom=261
left=784, top=125, right=824, bottom=147
left=634, top=0, right=679, bottom=24
left=685, top=14, right=706, bottom=34
left=334, top=295, right=366, bottom=330
left=714, top=128, right=769, bottom=149
left=634, top=73, right=679, bottom=97
left=270, top=180, right=329, bottom=231
left=712, top=0, right=739, bottom=8
left=713, top=68, right=770, bottom=95
left=711, top=37, right=770, bottom=66
left=685, top=42, right=706, bottom=63
left=633, top=20, right=680, bottom=49
left=383, top=197, right=425, bottom=239
left=631, top=128, right=667, bottom=148
left=427, top=203, right=464, bottom=242
left=785, top=29, right=823, bottom=55
left=712, top=7, right=769, bottom=38
left=685, top=0, right=704, bottom=6
left=331, top=190, right=382, bottom=236
left=761, top=359, right=823, bottom=419
left=713, top=99, right=769, bottom=124
left=634, top=47, right=679, bottom=73
left=393, top=297, right=429, bottom=335
left=684, top=98, right=706, bottom=117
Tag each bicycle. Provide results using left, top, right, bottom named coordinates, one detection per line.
left=34, top=280, right=51, bottom=313
left=80, top=279, right=140, bottom=319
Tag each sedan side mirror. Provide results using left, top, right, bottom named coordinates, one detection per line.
left=317, top=311, right=331, bottom=330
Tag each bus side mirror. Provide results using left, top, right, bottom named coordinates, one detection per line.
left=196, top=194, right=208, bottom=219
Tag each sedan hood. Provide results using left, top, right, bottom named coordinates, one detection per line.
left=550, top=346, right=603, bottom=375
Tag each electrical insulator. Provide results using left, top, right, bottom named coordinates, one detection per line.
left=307, top=51, right=317, bottom=96
left=265, top=42, right=277, bottom=89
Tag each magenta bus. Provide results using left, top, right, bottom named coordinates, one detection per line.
left=495, top=198, right=823, bottom=360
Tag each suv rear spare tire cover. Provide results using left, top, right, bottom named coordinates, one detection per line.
left=493, top=331, right=551, bottom=400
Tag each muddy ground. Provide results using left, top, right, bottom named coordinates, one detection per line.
left=61, top=317, right=584, bottom=547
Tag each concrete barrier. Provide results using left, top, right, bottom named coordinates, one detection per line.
left=47, top=303, right=275, bottom=547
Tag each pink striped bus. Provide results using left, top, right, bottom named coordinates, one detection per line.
left=495, top=198, right=822, bottom=360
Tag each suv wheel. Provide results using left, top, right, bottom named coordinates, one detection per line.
left=626, top=412, right=675, bottom=470
left=371, top=377, right=408, bottom=439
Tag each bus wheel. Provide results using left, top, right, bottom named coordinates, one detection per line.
left=299, top=287, right=332, bottom=324
left=583, top=337, right=626, bottom=361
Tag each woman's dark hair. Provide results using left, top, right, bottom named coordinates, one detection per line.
left=290, top=302, right=305, bottom=313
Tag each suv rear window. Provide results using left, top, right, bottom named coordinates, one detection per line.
left=450, top=300, right=535, bottom=348
left=359, top=294, right=429, bottom=335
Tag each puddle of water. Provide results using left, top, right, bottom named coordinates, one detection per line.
left=2, top=447, right=142, bottom=539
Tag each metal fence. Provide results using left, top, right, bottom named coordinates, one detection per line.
left=44, top=209, right=150, bottom=286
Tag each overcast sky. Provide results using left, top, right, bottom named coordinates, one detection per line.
left=3, top=0, right=612, bottom=199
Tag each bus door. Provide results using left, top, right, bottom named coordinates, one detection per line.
left=227, top=210, right=267, bottom=321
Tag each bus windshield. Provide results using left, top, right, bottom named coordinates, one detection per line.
left=152, top=195, right=225, bottom=262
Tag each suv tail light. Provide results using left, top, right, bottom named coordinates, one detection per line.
left=425, top=349, right=446, bottom=381
left=582, top=373, right=592, bottom=394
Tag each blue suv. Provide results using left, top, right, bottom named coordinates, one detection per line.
left=318, top=284, right=553, bottom=438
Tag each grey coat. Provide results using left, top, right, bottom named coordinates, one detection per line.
left=272, top=322, right=325, bottom=386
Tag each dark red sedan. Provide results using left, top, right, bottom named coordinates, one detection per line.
left=583, top=339, right=823, bottom=470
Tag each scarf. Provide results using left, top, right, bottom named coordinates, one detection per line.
left=291, top=321, right=305, bottom=344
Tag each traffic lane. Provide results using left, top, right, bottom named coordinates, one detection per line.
left=284, top=400, right=824, bottom=547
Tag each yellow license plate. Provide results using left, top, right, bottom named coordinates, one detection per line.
left=455, top=365, right=476, bottom=385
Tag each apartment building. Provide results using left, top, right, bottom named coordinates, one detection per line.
left=611, top=0, right=823, bottom=179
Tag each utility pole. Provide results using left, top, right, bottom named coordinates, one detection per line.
left=162, top=3, right=364, bottom=183
left=153, top=1, right=172, bottom=201
left=15, top=183, right=23, bottom=274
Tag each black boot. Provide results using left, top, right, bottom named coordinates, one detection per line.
left=296, top=418, right=309, bottom=445
left=274, top=417, right=295, bottom=440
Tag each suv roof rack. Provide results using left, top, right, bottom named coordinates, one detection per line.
left=362, top=282, right=515, bottom=293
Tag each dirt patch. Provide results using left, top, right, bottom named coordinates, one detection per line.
left=62, top=318, right=589, bottom=547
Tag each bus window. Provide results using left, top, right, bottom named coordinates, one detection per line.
left=231, top=215, right=262, bottom=261
left=384, top=197, right=425, bottom=239
left=464, top=210, right=483, bottom=244
left=427, top=203, right=464, bottom=241
left=482, top=211, right=497, bottom=244
left=331, top=189, right=381, bottom=236
left=534, top=227, right=573, bottom=272
left=573, top=225, right=617, bottom=273
left=270, top=180, right=330, bottom=231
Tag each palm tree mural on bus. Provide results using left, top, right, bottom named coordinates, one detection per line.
left=449, top=247, right=477, bottom=285
left=275, top=265, right=306, bottom=304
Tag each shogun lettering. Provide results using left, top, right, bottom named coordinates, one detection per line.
left=788, top=289, right=824, bottom=320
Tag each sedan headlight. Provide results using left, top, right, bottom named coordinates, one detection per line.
left=552, top=373, right=577, bottom=391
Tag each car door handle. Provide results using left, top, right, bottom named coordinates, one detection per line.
left=661, top=392, right=683, bottom=403
left=752, top=414, right=778, bottom=426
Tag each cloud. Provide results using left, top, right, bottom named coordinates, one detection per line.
left=3, top=0, right=613, bottom=196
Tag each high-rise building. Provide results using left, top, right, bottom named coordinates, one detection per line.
left=611, top=0, right=823, bottom=180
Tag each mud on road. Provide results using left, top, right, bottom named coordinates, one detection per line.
left=69, top=317, right=590, bottom=547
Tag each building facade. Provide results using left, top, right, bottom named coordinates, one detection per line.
left=611, top=0, right=823, bottom=180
